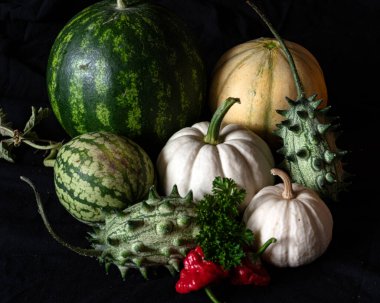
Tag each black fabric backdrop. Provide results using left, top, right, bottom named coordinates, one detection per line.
left=1, top=0, right=379, bottom=302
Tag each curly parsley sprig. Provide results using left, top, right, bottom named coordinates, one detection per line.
left=196, top=177, right=254, bottom=270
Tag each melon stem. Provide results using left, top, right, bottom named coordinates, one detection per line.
left=204, top=97, right=240, bottom=145
left=22, top=139, right=61, bottom=151
left=270, top=168, right=295, bottom=200
left=246, top=1, right=305, bottom=99
left=20, top=176, right=101, bottom=258
left=117, top=0, right=126, bottom=9
left=117, top=0, right=143, bottom=9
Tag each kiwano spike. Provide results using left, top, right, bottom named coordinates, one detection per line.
left=308, top=94, right=318, bottom=102
left=184, top=190, right=193, bottom=203
left=337, top=150, right=349, bottom=158
left=160, top=246, right=171, bottom=257
left=166, top=265, right=176, bottom=276
left=118, top=266, right=129, bottom=281
left=169, top=185, right=180, bottom=197
left=139, top=267, right=149, bottom=280
left=105, top=262, right=112, bottom=274
left=276, top=109, right=288, bottom=116
left=285, top=96, right=297, bottom=106
left=275, top=123, right=284, bottom=131
left=133, top=257, right=145, bottom=267
left=317, top=123, right=331, bottom=135
left=178, top=246, right=190, bottom=257
left=273, top=128, right=283, bottom=137
left=148, top=186, right=161, bottom=200
left=317, top=175, right=326, bottom=189
left=318, top=105, right=332, bottom=114
left=310, top=99, right=323, bottom=110
left=168, top=258, right=181, bottom=272
left=325, top=172, right=336, bottom=184
left=324, top=150, right=336, bottom=164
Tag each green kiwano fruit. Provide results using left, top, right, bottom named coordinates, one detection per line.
left=246, top=2, right=349, bottom=201
left=54, top=131, right=155, bottom=224
left=275, top=96, right=348, bottom=201
left=46, top=0, right=206, bottom=157
left=89, top=186, right=199, bottom=278
left=22, top=177, right=199, bottom=279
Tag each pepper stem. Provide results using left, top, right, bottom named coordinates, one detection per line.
left=204, top=287, right=222, bottom=303
left=204, top=97, right=240, bottom=145
left=246, top=1, right=305, bottom=99
left=271, top=168, right=295, bottom=199
left=20, top=176, right=101, bottom=258
left=255, top=237, right=277, bottom=258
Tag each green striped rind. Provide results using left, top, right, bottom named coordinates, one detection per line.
left=90, top=186, right=199, bottom=277
left=47, top=0, right=206, bottom=157
left=54, top=131, right=155, bottom=224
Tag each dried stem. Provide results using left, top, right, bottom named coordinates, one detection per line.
left=246, top=0, right=305, bottom=99
left=271, top=168, right=295, bottom=199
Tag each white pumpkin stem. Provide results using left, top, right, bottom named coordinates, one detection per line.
left=246, top=1, right=305, bottom=99
left=204, top=97, right=240, bottom=145
left=271, top=168, right=295, bottom=199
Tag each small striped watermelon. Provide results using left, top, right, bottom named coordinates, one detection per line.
left=54, top=131, right=155, bottom=224
left=47, top=0, right=206, bottom=157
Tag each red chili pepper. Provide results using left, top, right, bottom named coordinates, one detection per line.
left=230, top=256, right=270, bottom=286
left=175, top=246, right=229, bottom=294
left=230, top=237, right=276, bottom=286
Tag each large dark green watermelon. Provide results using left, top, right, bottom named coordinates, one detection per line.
left=47, top=0, right=206, bottom=156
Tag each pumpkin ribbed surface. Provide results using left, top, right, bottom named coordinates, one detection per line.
left=243, top=183, right=333, bottom=267
left=157, top=122, right=275, bottom=210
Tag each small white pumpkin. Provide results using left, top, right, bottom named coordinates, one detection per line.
left=157, top=98, right=274, bottom=210
left=243, top=168, right=333, bottom=267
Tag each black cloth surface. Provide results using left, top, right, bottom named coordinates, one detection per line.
left=1, top=0, right=379, bottom=302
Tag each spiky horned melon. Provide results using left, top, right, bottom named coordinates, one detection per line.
left=21, top=176, right=199, bottom=280
left=275, top=96, right=347, bottom=201
left=247, top=1, right=349, bottom=201
left=90, top=185, right=199, bottom=278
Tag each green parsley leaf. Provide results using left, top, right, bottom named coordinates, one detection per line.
left=196, top=176, right=254, bottom=270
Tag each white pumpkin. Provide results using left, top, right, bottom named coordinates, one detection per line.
left=157, top=98, right=274, bottom=210
left=243, top=168, right=333, bottom=267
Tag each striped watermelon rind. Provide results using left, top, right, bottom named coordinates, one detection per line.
left=54, top=131, right=155, bottom=224
left=47, top=0, right=206, bottom=157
